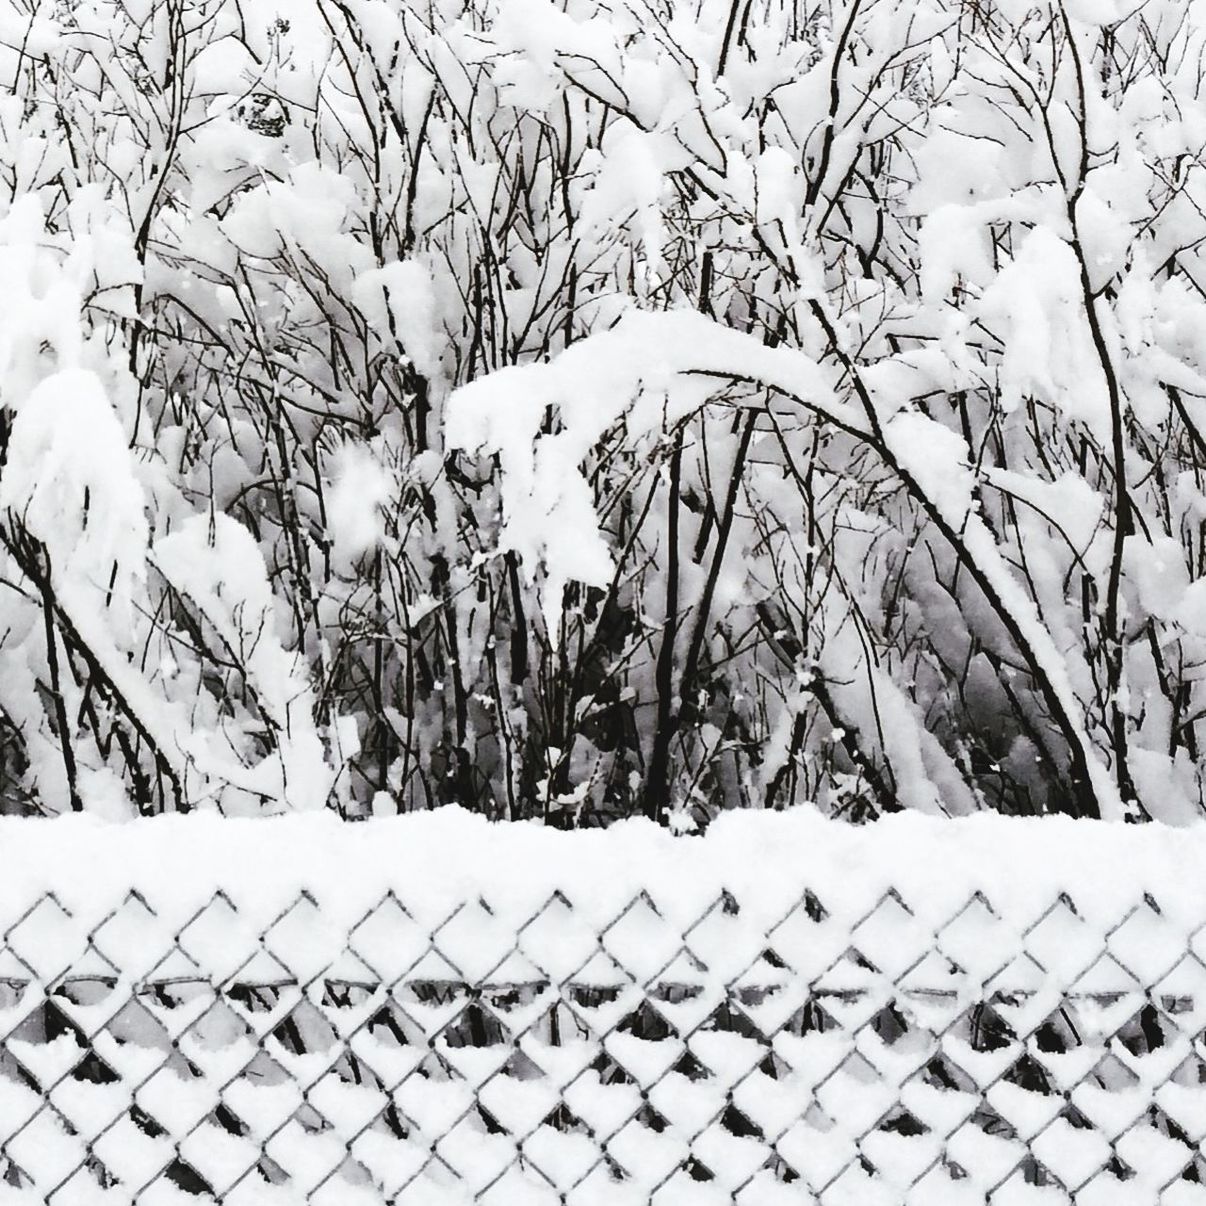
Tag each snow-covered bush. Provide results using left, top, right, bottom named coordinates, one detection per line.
left=1, top=0, right=1206, bottom=823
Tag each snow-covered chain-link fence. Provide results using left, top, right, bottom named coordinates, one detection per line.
left=2, top=812, right=1206, bottom=1204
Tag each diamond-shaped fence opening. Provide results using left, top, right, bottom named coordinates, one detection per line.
left=599, top=892, right=684, bottom=990
left=935, top=892, right=1015, bottom=985
left=1106, top=896, right=1187, bottom=988
left=4, top=895, right=86, bottom=986
left=4, top=880, right=1206, bottom=1200
left=88, top=892, right=173, bottom=984
left=174, top=893, right=261, bottom=986
left=848, top=889, right=931, bottom=982
left=1023, top=894, right=1103, bottom=984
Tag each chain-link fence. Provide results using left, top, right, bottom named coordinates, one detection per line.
left=1, top=876, right=1204, bottom=1204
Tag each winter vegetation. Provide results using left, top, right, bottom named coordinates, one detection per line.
left=1, top=0, right=1205, bottom=824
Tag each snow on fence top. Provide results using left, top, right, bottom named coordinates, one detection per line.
left=1, top=810, right=1206, bottom=1204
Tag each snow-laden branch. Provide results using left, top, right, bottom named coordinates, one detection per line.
left=448, top=308, right=1125, bottom=820
left=447, top=309, right=863, bottom=629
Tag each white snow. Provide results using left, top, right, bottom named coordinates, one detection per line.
left=0, top=809, right=1198, bottom=1201
left=0, top=808, right=1199, bottom=942
left=0, top=368, right=149, bottom=626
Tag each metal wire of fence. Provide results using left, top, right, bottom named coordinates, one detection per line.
left=0, top=878, right=1203, bottom=1204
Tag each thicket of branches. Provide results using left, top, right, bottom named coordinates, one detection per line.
left=1, top=0, right=1204, bottom=824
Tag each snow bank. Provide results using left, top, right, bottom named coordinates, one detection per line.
left=1, top=808, right=1201, bottom=940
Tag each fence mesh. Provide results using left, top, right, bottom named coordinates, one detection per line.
left=0, top=881, right=1204, bottom=1204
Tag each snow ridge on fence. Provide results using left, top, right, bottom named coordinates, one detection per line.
left=1, top=811, right=1206, bottom=1204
